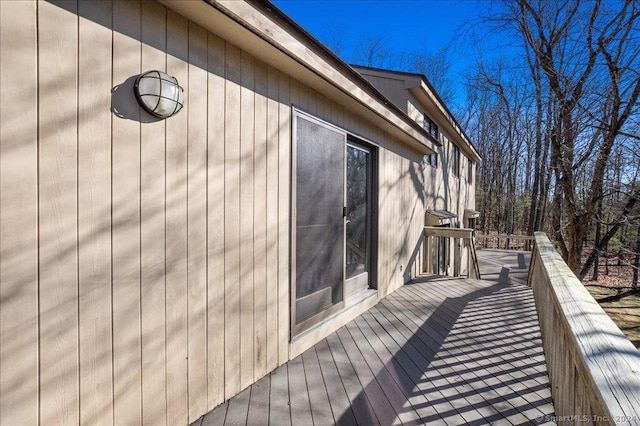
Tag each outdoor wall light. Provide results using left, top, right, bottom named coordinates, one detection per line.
left=134, top=70, right=184, bottom=119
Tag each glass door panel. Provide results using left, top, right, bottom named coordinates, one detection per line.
left=294, top=116, right=345, bottom=326
left=345, top=143, right=371, bottom=298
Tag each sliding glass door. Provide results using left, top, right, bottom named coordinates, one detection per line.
left=293, top=115, right=345, bottom=331
left=292, top=112, right=375, bottom=335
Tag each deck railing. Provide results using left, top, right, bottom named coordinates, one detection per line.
left=528, top=232, right=640, bottom=424
left=475, top=233, right=535, bottom=251
left=423, top=226, right=480, bottom=279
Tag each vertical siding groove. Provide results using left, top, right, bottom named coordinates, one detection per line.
left=140, top=2, right=168, bottom=424
left=38, top=0, right=80, bottom=423
left=0, top=1, right=39, bottom=424
left=253, top=59, right=268, bottom=382
left=78, top=1, right=114, bottom=424
left=186, top=22, right=208, bottom=421
left=224, top=41, right=241, bottom=401
left=206, top=32, right=226, bottom=410
left=277, top=73, right=290, bottom=365
left=165, top=10, right=189, bottom=425
left=111, top=1, right=142, bottom=423
left=239, top=50, right=255, bottom=391
left=265, top=65, right=280, bottom=374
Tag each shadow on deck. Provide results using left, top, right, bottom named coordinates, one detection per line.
left=195, top=256, right=555, bottom=425
left=476, top=248, right=531, bottom=286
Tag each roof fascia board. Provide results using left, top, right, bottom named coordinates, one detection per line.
left=157, top=0, right=438, bottom=154
left=354, top=66, right=481, bottom=162
left=409, top=84, right=481, bottom=162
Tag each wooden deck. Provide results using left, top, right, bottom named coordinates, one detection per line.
left=476, top=248, right=531, bottom=285
left=194, top=261, right=555, bottom=425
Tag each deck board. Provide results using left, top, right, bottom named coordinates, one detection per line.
left=223, top=386, right=250, bottom=425
left=325, top=332, right=379, bottom=425
left=314, top=339, right=357, bottom=425
left=192, top=267, right=555, bottom=425
left=287, top=355, right=314, bottom=425
left=301, top=348, right=334, bottom=425
left=268, top=365, right=291, bottom=426
left=246, top=373, right=270, bottom=425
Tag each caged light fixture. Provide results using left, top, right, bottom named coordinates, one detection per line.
left=133, top=70, right=184, bottom=119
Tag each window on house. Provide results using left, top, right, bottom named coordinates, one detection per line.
left=452, top=145, right=460, bottom=177
left=423, top=153, right=438, bottom=168
left=468, top=161, right=473, bottom=183
left=423, top=115, right=439, bottom=140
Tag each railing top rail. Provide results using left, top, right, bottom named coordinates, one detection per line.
left=475, top=234, right=535, bottom=241
left=531, top=232, right=640, bottom=421
left=423, top=226, right=473, bottom=238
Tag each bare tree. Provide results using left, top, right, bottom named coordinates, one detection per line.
left=412, top=49, right=456, bottom=104
left=355, top=35, right=393, bottom=68
left=510, top=0, right=640, bottom=272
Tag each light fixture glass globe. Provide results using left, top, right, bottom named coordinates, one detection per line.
left=134, top=70, right=184, bottom=119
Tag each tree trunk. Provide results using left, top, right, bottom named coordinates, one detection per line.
left=633, top=225, right=640, bottom=290
left=578, top=189, right=639, bottom=280
left=591, top=199, right=603, bottom=281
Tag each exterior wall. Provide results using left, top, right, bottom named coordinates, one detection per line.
left=0, top=1, right=427, bottom=424
left=407, top=97, right=476, bottom=225
left=358, top=73, right=409, bottom=113
left=356, top=70, right=478, bottom=230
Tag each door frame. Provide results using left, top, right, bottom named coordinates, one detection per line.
left=290, top=109, right=378, bottom=337
left=345, top=138, right=377, bottom=297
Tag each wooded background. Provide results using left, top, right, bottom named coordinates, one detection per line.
left=324, top=0, right=640, bottom=286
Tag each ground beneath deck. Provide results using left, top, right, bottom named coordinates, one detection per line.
left=195, top=266, right=555, bottom=425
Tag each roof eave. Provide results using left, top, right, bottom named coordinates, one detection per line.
left=157, top=0, right=439, bottom=154
left=352, top=66, right=481, bottom=162
left=409, top=82, right=482, bottom=162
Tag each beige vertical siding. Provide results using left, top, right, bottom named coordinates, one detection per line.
left=112, top=0, right=143, bottom=421
left=0, top=0, right=431, bottom=423
left=78, top=1, right=114, bottom=424
left=265, top=65, right=280, bottom=374
left=140, top=3, right=167, bottom=424
left=38, top=1, right=79, bottom=424
left=187, top=21, right=209, bottom=421
left=0, top=1, right=39, bottom=425
left=205, top=29, right=225, bottom=414
left=165, top=10, right=189, bottom=424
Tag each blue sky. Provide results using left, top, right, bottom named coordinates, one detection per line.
left=272, top=0, right=499, bottom=105
left=273, top=0, right=475, bottom=55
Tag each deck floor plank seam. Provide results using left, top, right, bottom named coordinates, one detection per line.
left=335, top=326, right=400, bottom=424
left=301, top=345, right=335, bottom=425
left=314, top=339, right=358, bottom=425
left=287, top=355, right=314, bottom=425
left=268, top=364, right=292, bottom=425
left=325, top=331, right=380, bottom=425
left=344, top=318, right=424, bottom=424
left=364, top=304, right=473, bottom=424
left=246, top=370, right=270, bottom=424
